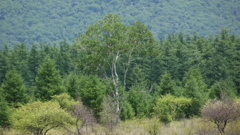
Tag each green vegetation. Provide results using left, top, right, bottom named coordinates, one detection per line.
left=158, top=72, right=176, bottom=95
left=0, top=69, right=28, bottom=107
left=77, top=75, right=107, bottom=119
left=182, top=67, right=208, bottom=116
left=154, top=94, right=191, bottom=123
left=1, top=0, right=240, bottom=48
left=11, top=101, right=75, bottom=135
left=0, top=14, right=240, bottom=134
left=0, top=95, right=11, bottom=128
left=144, top=117, right=161, bottom=135
left=35, top=56, right=65, bottom=101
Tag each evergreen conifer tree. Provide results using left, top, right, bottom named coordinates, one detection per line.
left=182, top=67, right=208, bottom=116
left=35, top=56, right=65, bottom=101
left=56, top=39, right=72, bottom=76
left=78, top=75, right=107, bottom=119
left=28, top=44, right=40, bottom=84
left=64, top=73, right=80, bottom=100
left=209, top=79, right=237, bottom=99
left=159, top=72, right=176, bottom=95
left=11, top=43, right=30, bottom=82
left=0, top=45, right=10, bottom=84
left=0, top=69, right=28, bottom=107
left=0, top=92, right=11, bottom=128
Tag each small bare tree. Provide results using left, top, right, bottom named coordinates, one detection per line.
left=201, top=99, right=240, bottom=134
left=71, top=100, right=96, bottom=135
left=100, top=95, right=117, bottom=134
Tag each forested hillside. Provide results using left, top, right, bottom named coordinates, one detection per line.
left=1, top=14, right=240, bottom=134
left=1, top=0, right=240, bottom=48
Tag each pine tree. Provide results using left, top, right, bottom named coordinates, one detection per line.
left=11, top=43, right=30, bottom=82
left=127, top=84, right=153, bottom=117
left=127, top=65, right=147, bottom=90
left=0, top=45, right=10, bottom=84
left=0, top=91, right=11, bottom=128
left=0, top=69, right=28, bottom=107
left=202, top=29, right=235, bottom=86
left=28, top=44, right=40, bottom=84
left=56, top=39, right=72, bottom=76
left=159, top=72, right=176, bottom=95
left=64, top=73, right=80, bottom=100
left=232, top=37, right=240, bottom=94
left=78, top=75, right=107, bottom=119
left=209, top=79, right=237, bottom=99
left=182, top=67, right=208, bottom=116
left=35, top=56, right=65, bottom=101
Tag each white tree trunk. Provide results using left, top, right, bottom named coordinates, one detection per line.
left=111, top=51, right=121, bottom=123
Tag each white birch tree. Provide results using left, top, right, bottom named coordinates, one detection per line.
left=75, top=14, right=155, bottom=123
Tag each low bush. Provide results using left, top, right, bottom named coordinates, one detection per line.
left=144, top=117, right=161, bottom=135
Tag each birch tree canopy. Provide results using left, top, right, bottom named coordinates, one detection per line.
left=75, top=14, right=155, bottom=123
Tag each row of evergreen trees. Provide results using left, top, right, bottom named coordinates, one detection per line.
left=0, top=20, right=240, bottom=127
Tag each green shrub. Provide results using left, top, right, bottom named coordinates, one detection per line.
left=0, top=101, right=11, bottom=128
left=11, top=101, right=75, bottom=135
left=121, top=101, right=135, bottom=120
left=153, top=94, right=191, bottom=123
left=144, top=117, right=161, bottom=135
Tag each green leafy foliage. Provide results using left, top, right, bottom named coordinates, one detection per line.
left=1, top=0, right=240, bottom=47
left=76, top=14, right=137, bottom=74
left=153, top=94, right=191, bottom=123
left=11, top=101, right=75, bottom=135
left=51, top=93, right=77, bottom=110
left=0, top=14, right=240, bottom=125
left=76, top=14, right=156, bottom=123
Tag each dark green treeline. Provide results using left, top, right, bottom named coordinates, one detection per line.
left=0, top=21, right=240, bottom=123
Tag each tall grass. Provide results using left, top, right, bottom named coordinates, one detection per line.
left=2, top=118, right=240, bottom=135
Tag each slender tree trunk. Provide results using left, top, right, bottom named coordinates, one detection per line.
left=111, top=51, right=121, bottom=123
left=112, top=50, right=133, bottom=124
left=76, top=117, right=81, bottom=135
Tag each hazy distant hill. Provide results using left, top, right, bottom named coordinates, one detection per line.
left=1, top=0, right=240, bottom=47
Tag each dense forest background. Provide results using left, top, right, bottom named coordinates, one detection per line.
left=1, top=0, right=240, bottom=134
left=1, top=0, right=240, bottom=48
left=1, top=15, right=239, bottom=119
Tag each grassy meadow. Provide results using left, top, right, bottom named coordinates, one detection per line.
left=2, top=118, right=240, bottom=135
